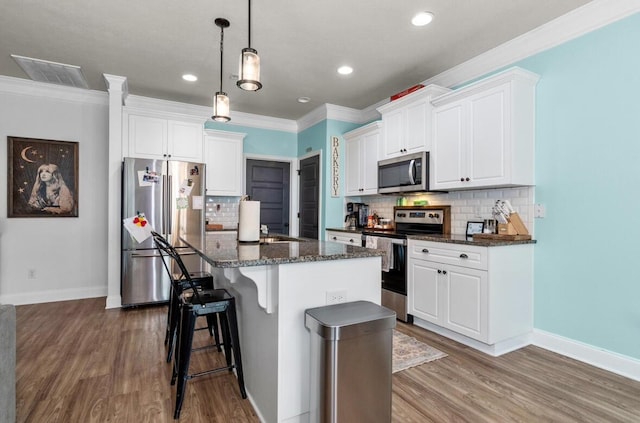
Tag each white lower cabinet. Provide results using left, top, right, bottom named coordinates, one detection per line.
left=325, top=230, right=362, bottom=246
left=408, top=239, right=532, bottom=348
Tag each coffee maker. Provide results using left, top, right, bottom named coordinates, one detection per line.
left=346, top=202, right=369, bottom=229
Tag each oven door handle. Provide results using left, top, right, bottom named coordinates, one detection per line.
left=362, top=235, right=407, bottom=246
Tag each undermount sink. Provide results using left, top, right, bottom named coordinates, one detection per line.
left=259, top=235, right=303, bottom=244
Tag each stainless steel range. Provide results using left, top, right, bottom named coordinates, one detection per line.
left=362, top=206, right=450, bottom=322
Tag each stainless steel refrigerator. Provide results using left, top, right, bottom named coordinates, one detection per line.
left=121, top=157, right=206, bottom=307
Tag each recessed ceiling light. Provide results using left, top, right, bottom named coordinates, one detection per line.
left=337, top=66, right=353, bottom=75
left=182, top=74, right=198, bottom=82
left=297, top=97, right=311, bottom=103
left=411, top=12, right=434, bottom=27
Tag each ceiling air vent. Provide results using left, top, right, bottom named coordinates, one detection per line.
left=11, top=54, right=89, bottom=89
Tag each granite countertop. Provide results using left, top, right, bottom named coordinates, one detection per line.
left=181, top=233, right=384, bottom=268
left=326, top=227, right=536, bottom=247
left=407, top=233, right=536, bottom=247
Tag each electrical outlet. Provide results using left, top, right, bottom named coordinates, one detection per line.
left=534, top=203, right=546, bottom=218
left=27, top=269, right=36, bottom=279
left=326, top=290, right=348, bottom=305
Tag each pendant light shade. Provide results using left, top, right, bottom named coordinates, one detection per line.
left=212, top=92, right=230, bottom=122
left=237, top=0, right=262, bottom=91
left=213, top=18, right=231, bottom=122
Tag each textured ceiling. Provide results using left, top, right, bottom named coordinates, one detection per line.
left=0, top=0, right=592, bottom=120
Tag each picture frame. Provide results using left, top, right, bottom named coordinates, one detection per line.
left=7, top=136, right=79, bottom=217
left=466, top=221, right=485, bottom=237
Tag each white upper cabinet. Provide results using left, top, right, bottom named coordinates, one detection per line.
left=125, top=110, right=205, bottom=162
left=377, top=85, right=451, bottom=160
left=204, top=129, right=245, bottom=196
left=431, top=67, right=539, bottom=191
left=344, top=121, right=382, bottom=196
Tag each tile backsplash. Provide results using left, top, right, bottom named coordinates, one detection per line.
left=206, top=186, right=535, bottom=235
left=359, top=186, right=535, bottom=236
left=205, top=197, right=241, bottom=229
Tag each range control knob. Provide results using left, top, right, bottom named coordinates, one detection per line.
left=433, top=213, right=440, bottom=218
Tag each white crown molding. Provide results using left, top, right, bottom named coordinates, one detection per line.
left=422, top=0, right=640, bottom=89
left=297, top=103, right=374, bottom=132
left=125, top=94, right=210, bottom=120
left=0, top=75, right=107, bottom=105
left=126, top=93, right=298, bottom=133
left=533, top=329, right=640, bottom=382
left=103, top=74, right=128, bottom=98
left=226, top=110, right=298, bottom=133
left=342, top=120, right=382, bottom=140
left=204, top=128, right=247, bottom=141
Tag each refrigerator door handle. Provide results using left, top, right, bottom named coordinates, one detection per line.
left=162, top=174, right=168, bottom=235
left=166, top=175, right=173, bottom=235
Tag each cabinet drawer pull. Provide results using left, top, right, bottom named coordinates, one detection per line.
left=349, top=239, right=355, bottom=243
left=460, top=253, right=468, bottom=259
left=332, top=236, right=337, bottom=240
left=421, top=248, right=429, bottom=253
left=437, top=269, right=442, bottom=274
left=442, top=270, right=447, bottom=275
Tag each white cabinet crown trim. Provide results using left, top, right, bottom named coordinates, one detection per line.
left=376, top=84, right=451, bottom=114
left=431, top=67, right=540, bottom=107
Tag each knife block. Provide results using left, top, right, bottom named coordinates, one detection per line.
left=498, top=212, right=529, bottom=236
left=498, top=222, right=518, bottom=235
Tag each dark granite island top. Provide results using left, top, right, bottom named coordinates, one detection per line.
left=180, top=232, right=383, bottom=268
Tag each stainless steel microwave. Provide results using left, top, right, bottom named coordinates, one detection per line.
left=378, top=151, right=429, bottom=194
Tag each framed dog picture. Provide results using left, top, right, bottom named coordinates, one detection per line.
left=7, top=136, right=79, bottom=217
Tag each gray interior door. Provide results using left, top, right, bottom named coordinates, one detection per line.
left=299, top=155, right=320, bottom=239
left=246, top=159, right=290, bottom=235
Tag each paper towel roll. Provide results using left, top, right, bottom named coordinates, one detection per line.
left=238, top=201, right=261, bottom=242
left=238, top=244, right=260, bottom=261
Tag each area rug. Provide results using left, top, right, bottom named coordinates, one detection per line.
left=393, top=330, right=447, bottom=373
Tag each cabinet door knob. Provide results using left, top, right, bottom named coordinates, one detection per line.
left=349, top=239, right=355, bottom=243
left=460, top=253, right=468, bottom=259
left=460, top=178, right=464, bottom=182
left=332, top=236, right=337, bottom=240
left=422, top=248, right=429, bottom=253
left=437, top=269, right=442, bottom=274
left=442, top=270, right=447, bottom=275
left=465, top=177, right=470, bottom=181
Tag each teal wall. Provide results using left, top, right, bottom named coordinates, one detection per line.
left=205, top=121, right=298, bottom=157
left=297, top=119, right=361, bottom=236
left=512, top=13, right=640, bottom=359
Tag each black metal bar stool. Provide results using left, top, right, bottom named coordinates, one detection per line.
left=152, top=232, right=247, bottom=419
left=163, top=267, right=222, bottom=363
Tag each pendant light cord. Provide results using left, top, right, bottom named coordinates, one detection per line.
left=219, top=25, right=224, bottom=91
left=248, top=0, right=252, bottom=48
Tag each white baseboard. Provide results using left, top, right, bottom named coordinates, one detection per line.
left=533, top=329, right=640, bottom=382
left=412, top=319, right=640, bottom=382
left=412, top=317, right=531, bottom=357
left=0, top=286, right=107, bottom=306
left=105, top=295, right=122, bottom=309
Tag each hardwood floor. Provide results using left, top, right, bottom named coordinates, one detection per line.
left=15, top=298, right=640, bottom=422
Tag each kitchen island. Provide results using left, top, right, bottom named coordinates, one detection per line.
left=180, top=233, right=384, bottom=423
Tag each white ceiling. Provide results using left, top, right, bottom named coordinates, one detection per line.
left=0, top=0, right=592, bottom=121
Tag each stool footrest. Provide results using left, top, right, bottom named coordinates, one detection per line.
left=186, top=365, right=235, bottom=380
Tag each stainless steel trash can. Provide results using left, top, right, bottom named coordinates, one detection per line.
left=305, top=300, right=396, bottom=423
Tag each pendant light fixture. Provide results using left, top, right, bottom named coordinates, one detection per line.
left=212, top=18, right=231, bottom=122
left=237, top=0, right=262, bottom=91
